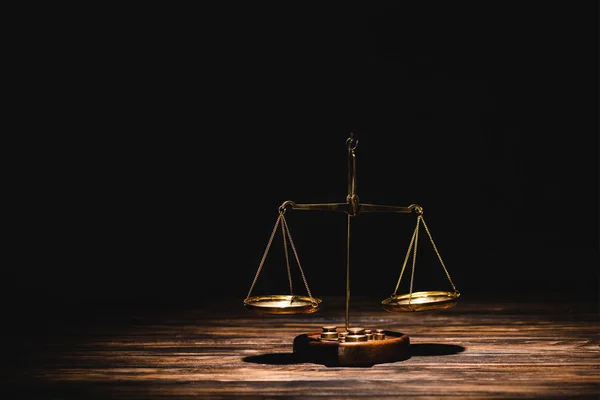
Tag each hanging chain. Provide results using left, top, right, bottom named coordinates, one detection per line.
left=245, top=213, right=283, bottom=300
left=392, top=217, right=419, bottom=296
left=282, top=215, right=315, bottom=303
left=420, top=216, right=458, bottom=293
left=392, top=212, right=458, bottom=305
left=407, top=215, right=421, bottom=306
left=245, top=209, right=316, bottom=303
left=281, top=213, right=294, bottom=296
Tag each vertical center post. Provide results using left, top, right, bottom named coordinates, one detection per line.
left=345, top=134, right=359, bottom=331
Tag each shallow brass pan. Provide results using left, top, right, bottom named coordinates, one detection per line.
left=244, top=295, right=322, bottom=315
left=381, top=291, right=460, bottom=312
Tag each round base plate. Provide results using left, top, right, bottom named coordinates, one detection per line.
left=381, top=291, right=460, bottom=312
left=293, top=329, right=410, bottom=366
left=244, top=295, right=321, bottom=315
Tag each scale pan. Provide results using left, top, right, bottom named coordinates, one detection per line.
left=244, top=295, right=321, bottom=315
left=381, top=291, right=460, bottom=312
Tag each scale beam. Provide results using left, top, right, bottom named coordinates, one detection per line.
left=279, top=201, right=421, bottom=216
left=359, top=203, right=421, bottom=214
left=279, top=201, right=350, bottom=214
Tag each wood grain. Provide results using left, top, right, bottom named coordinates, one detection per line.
left=4, top=295, right=599, bottom=399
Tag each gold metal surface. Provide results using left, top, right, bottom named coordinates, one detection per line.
left=322, top=326, right=337, bottom=332
left=359, top=203, right=415, bottom=214
left=345, top=213, right=351, bottom=330
left=345, top=334, right=368, bottom=342
left=320, top=331, right=339, bottom=340
left=348, top=327, right=366, bottom=335
left=244, top=295, right=321, bottom=315
left=381, top=291, right=460, bottom=312
left=280, top=201, right=351, bottom=213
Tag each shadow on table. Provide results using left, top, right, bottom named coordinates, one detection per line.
left=410, top=343, right=465, bottom=356
left=242, top=343, right=465, bottom=365
left=243, top=353, right=299, bottom=365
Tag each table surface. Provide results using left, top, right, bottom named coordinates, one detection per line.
left=4, top=294, right=599, bottom=399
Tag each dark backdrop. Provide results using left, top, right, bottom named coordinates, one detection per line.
left=9, top=3, right=598, bottom=312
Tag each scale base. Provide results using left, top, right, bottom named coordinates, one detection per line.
left=293, top=329, right=410, bottom=367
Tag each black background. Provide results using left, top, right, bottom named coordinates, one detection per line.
left=8, top=3, right=598, bottom=313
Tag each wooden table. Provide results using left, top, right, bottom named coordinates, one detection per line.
left=4, top=294, right=599, bottom=399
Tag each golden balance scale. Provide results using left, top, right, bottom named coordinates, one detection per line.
left=244, top=134, right=460, bottom=366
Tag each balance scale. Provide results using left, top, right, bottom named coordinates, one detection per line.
left=243, top=133, right=460, bottom=366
